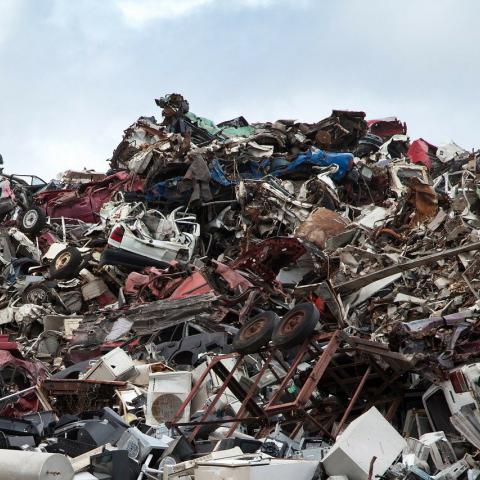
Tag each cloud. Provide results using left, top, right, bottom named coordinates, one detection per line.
left=0, top=0, right=479, bottom=179
left=118, top=0, right=214, bottom=26
left=28, top=137, right=107, bottom=177
left=117, top=0, right=309, bottom=26
left=237, top=0, right=310, bottom=7
left=0, top=0, right=24, bottom=47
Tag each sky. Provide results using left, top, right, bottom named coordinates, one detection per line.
left=0, top=0, right=479, bottom=179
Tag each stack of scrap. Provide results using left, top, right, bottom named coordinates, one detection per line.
left=0, top=95, right=479, bottom=480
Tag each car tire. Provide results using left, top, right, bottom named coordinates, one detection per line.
left=18, top=207, right=47, bottom=235
left=50, top=247, right=83, bottom=280
left=233, top=311, right=279, bottom=354
left=21, top=284, right=52, bottom=305
left=272, top=303, right=320, bottom=349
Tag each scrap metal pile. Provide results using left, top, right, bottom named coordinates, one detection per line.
left=1, top=94, right=480, bottom=479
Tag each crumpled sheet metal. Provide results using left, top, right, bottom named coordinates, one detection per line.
left=231, top=237, right=307, bottom=282
left=124, top=261, right=253, bottom=302
left=34, top=171, right=144, bottom=223
left=237, top=178, right=313, bottom=234
left=295, top=207, right=349, bottom=249
left=70, top=291, right=221, bottom=346
left=388, top=310, right=480, bottom=369
left=1, top=92, right=480, bottom=473
left=407, top=138, right=438, bottom=169
left=406, top=177, right=438, bottom=224
left=0, top=350, right=47, bottom=417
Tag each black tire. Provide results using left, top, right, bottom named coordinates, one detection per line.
left=233, top=311, right=279, bottom=354
left=50, top=247, right=83, bottom=280
left=18, top=207, right=47, bottom=235
left=272, top=303, right=320, bottom=348
left=21, top=284, right=52, bottom=305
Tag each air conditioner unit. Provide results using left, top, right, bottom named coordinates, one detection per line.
left=84, top=347, right=136, bottom=382
left=146, top=371, right=192, bottom=426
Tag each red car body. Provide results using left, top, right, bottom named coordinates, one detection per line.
left=34, top=171, right=144, bottom=223
left=367, top=117, right=407, bottom=140
left=0, top=347, right=47, bottom=416
left=408, top=138, right=438, bottom=169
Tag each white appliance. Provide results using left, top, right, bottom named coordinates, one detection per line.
left=146, top=371, right=192, bottom=426
left=116, top=427, right=172, bottom=463
left=195, top=454, right=319, bottom=480
left=83, top=347, right=136, bottom=382
left=322, top=407, right=406, bottom=480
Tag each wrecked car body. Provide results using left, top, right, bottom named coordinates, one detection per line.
left=33, top=171, right=144, bottom=224
left=106, top=207, right=200, bottom=267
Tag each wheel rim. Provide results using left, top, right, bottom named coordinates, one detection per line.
left=280, top=311, right=304, bottom=335
left=23, top=210, right=39, bottom=228
left=26, top=288, right=48, bottom=304
left=240, top=318, right=267, bottom=341
left=55, top=251, right=72, bottom=270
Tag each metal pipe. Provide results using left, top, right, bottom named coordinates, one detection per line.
left=170, top=416, right=262, bottom=427
left=333, top=365, right=372, bottom=438
left=170, top=354, right=236, bottom=425
left=201, top=200, right=237, bottom=207
left=0, top=385, right=36, bottom=403
left=188, top=355, right=244, bottom=441
left=225, top=351, right=274, bottom=437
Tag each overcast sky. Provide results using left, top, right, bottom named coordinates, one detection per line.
left=0, top=0, right=478, bottom=179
